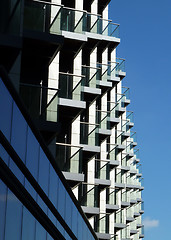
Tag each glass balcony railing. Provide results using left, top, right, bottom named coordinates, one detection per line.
left=60, top=7, right=86, bottom=34
left=95, top=159, right=110, bottom=180
left=137, top=163, right=142, bottom=174
left=96, top=110, right=110, bottom=130
left=130, top=131, right=137, bottom=143
left=115, top=210, right=124, bottom=224
left=96, top=63, right=109, bottom=83
left=130, top=160, right=137, bottom=171
left=121, top=154, right=129, bottom=167
left=140, top=226, right=144, bottom=235
left=24, top=0, right=62, bottom=34
left=116, top=130, right=124, bottom=145
left=137, top=177, right=144, bottom=187
left=125, top=142, right=134, bottom=155
left=134, top=149, right=140, bottom=160
left=122, top=119, right=130, bottom=132
left=80, top=122, right=99, bottom=146
left=116, top=170, right=125, bottom=184
left=86, top=14, right=120, bottom=38
left=140, top=201, right=144, bottom=211
left=94, top=214, right=110, bottom=234
left=107, top=101, right=119, bottom=119
left=58, top=72, right=84, bottom=101
left=108, top=61, right=120, bottom=79
left=82, top=65, right=100, bottom=89
left=122, top=190, right=130, bottom=202
left=127, top=111, right=134, bottom=123
left=106, top=188, right=119, bottom=205
left=107, top=144, right=118, bottom=161
left=121, top=227, right=129, bottom=239
left=127, top=206, right=134, bottom=218
left=126, top=174, right=136, bottom=185
left=49, top=143, right=83, bottom=174
left=116, top=94, right=126, bottom=110
left=116, top=58, right=125, bottom=73
left=19, top=83, right=59, bottom=122
left=122, top=86, right=130, bottom=100
left=78, top=183, right=99, bottom=208
left=24, top=1, right=120, bottom=38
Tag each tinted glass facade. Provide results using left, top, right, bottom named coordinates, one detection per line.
left=0, top=71, right=97, bottom=240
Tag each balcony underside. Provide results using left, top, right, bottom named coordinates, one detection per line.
left=95, top=232, right=111, bottom=240
left=62, top=172, right=84, bottom=188
left=99, top=129, right=112, bottom=142
left=82, top=86, right=101, bottom=103
left=106, top=204, right=119, bottom=213
left=130, top=229, right=138, bottom=235
left=0, top=33, right=22, bottom=71
left=121, top=201, right=130, bottom=207
left=95, top=178, right=111, bottom=189
left=22, top=31, right=63, bottom=75
left=58, top=98, right=86, bottom=121
left=126, top=217, right=135, bottom=223
left=114, top=223, right=127, bottom=229
left=110, top=160, right=119, bottom=168
left=34, top=119, right=61, bottom=143
left=82, top=206, right=100, bottom=218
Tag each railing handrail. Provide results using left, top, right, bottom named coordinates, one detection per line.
left=59, top=71, right=85, bottom=78
left=20, top=82, right=59, bottom=91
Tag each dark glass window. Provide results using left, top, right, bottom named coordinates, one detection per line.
left=0, top=79, right=13, bottom=141
left=11, top=102, right=28, bottom=162
left=38, top=149, right=50, bottom=196
left=0, top=180, right=7, bottom=240
left=22, top=206, right=36, bottom=240
left=4, top=189, right=22, bottom=240
left=26, top=128, right=40, bottom=180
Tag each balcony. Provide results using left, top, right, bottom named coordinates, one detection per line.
left=24, top=0, right=120, bottom=46
left=116, top=58, right=126, bottom=79
left=121, top=190, right=130, bottom=207
left=116, top=130, right=126, bottom=152
left=78, top=183, right=99, bottom=217
left=122, top=87, right=130, bottom=107
left=85, top=13, right=120, bottom=43
left=126, top=111, right=134, bottom=129
left=116, top=95, right=126, bottom=116
left=121, top=154, right=130, bottom=171
left=58, top=72, right=86, bottom=120
left=49, top=142, right=84, bottom=187
left=80, top=122, right=100, bottom=159
left=107, top=61, right=121, bottom=83
left=130, top=131, right=137, bottom=147
left=96, top=110, right=111, bottom=140
left=134, top=149, right=140, bottom=163
left=139, top=226, right=145, bottom=238
left=107, top=144, right=120, bottom=168
left=136, top=163, right=142, bottom=177
left=114, top=210, right=127, bottom=229
left=95, top=160, right=111, bottom=187
left=139, top=201, right=144, bottom=214
left=107, top=102, right=120, bottom=127
left=106, top=188, right=119, bottom=212
left=95, top=214, right=111, bottom=239
left=115, top=170, right=125, bottom=188
left=122, top=120, right=130, bottom=138
left=19, top=83, right=61, bottom=139
left=126, top=207, right=135, bottom=223
left=82, top=65, right=101, bottom=102
left=125, top=143, right=134, bottom=159
left=97, top=63, right=113, bottom=91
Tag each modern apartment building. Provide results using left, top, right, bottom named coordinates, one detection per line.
left=0, top=0, right=144, bottom=239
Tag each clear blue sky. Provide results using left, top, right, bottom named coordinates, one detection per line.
left=109, top=0, right=171, bottom=239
